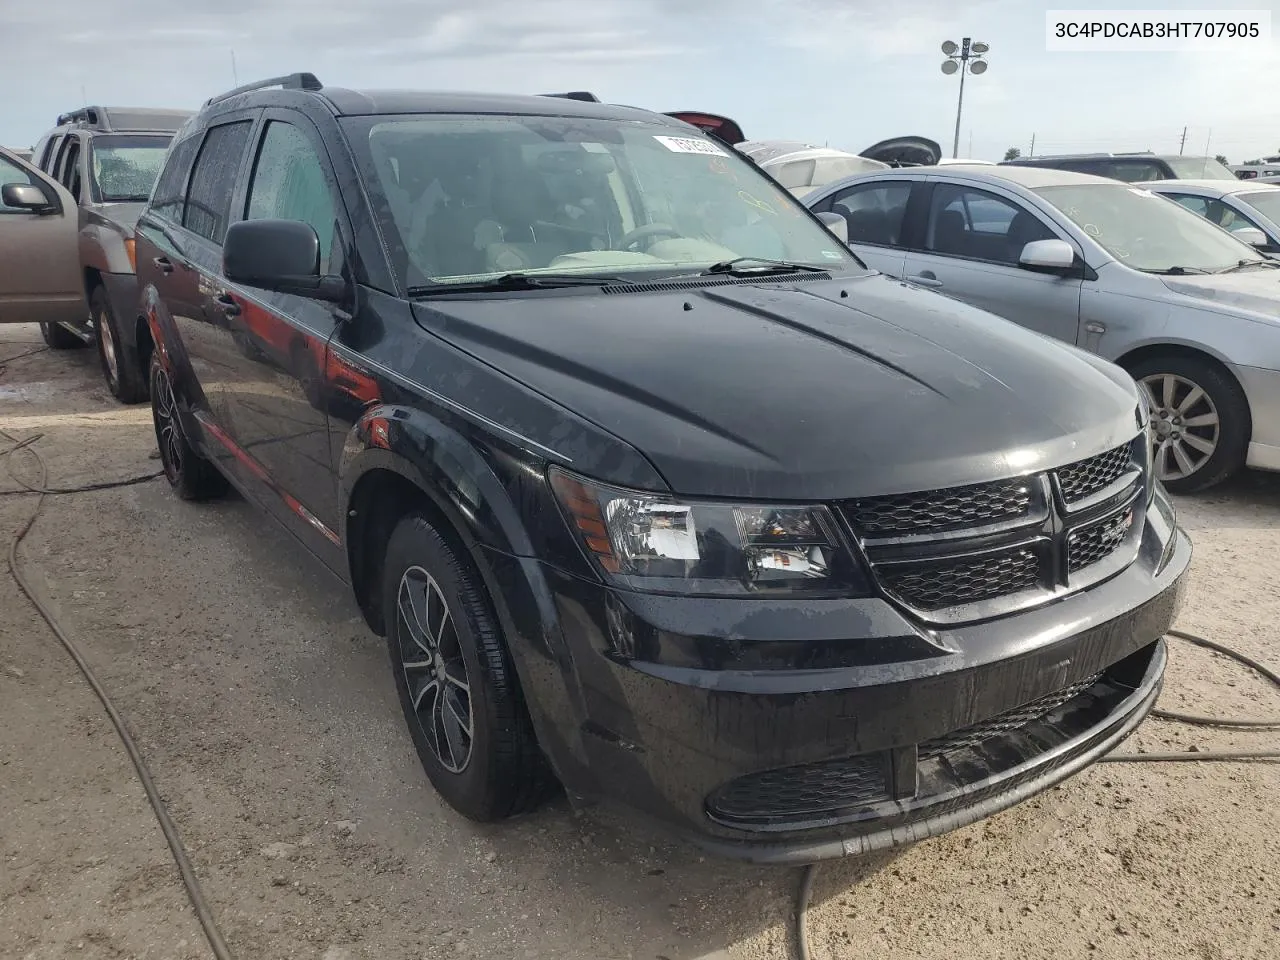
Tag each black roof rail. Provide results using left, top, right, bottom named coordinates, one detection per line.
left=205, top=72, right=323, bottom=106
left=539, top=91, right=600, bottom=102
left=55, top=107, right=105, bottom=129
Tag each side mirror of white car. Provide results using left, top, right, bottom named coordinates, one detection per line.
left=816, top=211, right=849, bottom=244
left=1019, top=238, right=1076, bottom=270
left=1232, top=226, right=1267, bottom=247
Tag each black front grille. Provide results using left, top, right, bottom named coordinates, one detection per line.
left=845, top=478, right=1034, bottom=536
left=1058, top=443, right=1132, bottom=503
left=706, top=754, right=890, bottom=827
left=919, top=672, right=1104, bottom=760
left=841, top=439, right=1143, bottom=618
left=879, top=548, right=1040, bottom=611
left=1067, top=507, right=1134, bottom=573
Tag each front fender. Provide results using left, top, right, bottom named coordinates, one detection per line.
left=339, top=405, right=599, bottom=794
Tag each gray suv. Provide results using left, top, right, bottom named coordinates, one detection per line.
left=29, top=105, right=191, bottom=401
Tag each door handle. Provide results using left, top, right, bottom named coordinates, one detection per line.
left=906, top=272, right=943, bottom=288
left=152, top=256, right=173, bottom=275
left=214, top=293, right=241, bottom=317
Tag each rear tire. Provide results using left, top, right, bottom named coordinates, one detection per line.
left=150, top=352, right=228, bottom=501
left=1129, top=354, right=1250, bottom=494
left=40, top=321, right=83, bottom=350
left=93, top=287, right=147, bottom=404
left=381, top=513, right=554, bottom=821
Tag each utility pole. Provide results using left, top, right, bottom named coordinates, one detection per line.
left=1204, top=128, right=1212, bottom=157
left=1029, top=132, right=1036, bottom=157
left=80, top=83, right=88, bottom=106
left=1179, top=125, right=1188, bottom=155
left=231, top=49, right=239, bottom=86
left=968, top=130, right=973, bottom=156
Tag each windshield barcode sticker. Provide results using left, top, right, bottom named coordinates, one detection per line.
left=654, top=135, right=728, bottom=156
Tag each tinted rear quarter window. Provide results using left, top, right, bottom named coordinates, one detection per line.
left=149, top=135, right=200, bottom=222
left=183, top=120, right=253, bottom=244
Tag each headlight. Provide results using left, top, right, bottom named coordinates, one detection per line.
left=549, top=467, right=870, bottom=597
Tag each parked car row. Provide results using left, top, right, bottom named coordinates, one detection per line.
left=802, top=162, right=1280, bottom=494
left=0, top=75, right=1193, bottom=864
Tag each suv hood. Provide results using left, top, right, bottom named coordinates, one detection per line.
left=410, top=275, right=1141, bottom=500
left=91, top=201, right=147, bottom=231
left=1162, top=268, right=1280, bottom=319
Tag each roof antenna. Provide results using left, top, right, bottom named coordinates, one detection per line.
left=230, top=50, right=239, bottom=86
left=80, top=82, right=88, bottom=106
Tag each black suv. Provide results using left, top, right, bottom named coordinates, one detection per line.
left=1000, top=152, right=1238, bottom=183
left=134, top=73, right=1190, bottom=862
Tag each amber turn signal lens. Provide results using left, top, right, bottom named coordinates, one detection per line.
left=124, top=237, right=137, bottom=272
left=550, top=472, right=621, bottom=573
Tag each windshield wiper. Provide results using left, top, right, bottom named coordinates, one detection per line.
left=1142, top=265, right=1212, bottom=276
left=408, top=273, right=635, bottom=296
left=701, top=257, right=828, bottom=276
left=1215, top=258, right=1280, bottom=274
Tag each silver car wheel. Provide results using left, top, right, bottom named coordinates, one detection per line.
left=97, top=306, right=119, bottom=386
left=1139, top=372, right=1220, bottom=483
left=395, top=565, right=474, bottom=774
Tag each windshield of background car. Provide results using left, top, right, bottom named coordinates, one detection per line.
left=1033, top=183, right=1265, bottom=273
left=1236, top=189, right=1280, bottom=226
left=1163, top=156, right=1239, bottom=180
left=341, top=115, right=859, bottom=288
left=91, top=135, right=172, bottom=202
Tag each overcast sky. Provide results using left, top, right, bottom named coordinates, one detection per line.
left=2, top=0, right=1278, bottom=163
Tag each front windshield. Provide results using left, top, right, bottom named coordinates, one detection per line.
left=342, top=115, right=857, bottom=288
left=91, top=135, right=171, bottom=202
left=1163, top=156, right=1238, bottom=180
left=1034, top=183, right=1265, bottom=273
left=1236, top=189, right=1280, bottom=226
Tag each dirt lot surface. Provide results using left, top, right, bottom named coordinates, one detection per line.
left=0, top=323, right=1276, bottom=960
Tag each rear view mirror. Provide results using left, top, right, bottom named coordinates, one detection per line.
left=1, top=182, right=53, bottom=212
left=223, top=219, right=345, bottom=302
left=816, top=211, right=849, bottom=244
left=1019, top=238, right=1075, bottom=270
left=1232, top=226, right=1267, bottom=247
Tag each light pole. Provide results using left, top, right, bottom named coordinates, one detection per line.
left=941, top=38, right=989, bottom=159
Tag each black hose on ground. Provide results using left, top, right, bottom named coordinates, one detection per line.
left=1, top=425, right=236, bottom=960
left=793, top=629, right=1280, bottom=959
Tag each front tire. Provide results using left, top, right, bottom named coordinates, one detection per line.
left=381, top=513, right=553, bottom=821
left=93, top=287, right=147, bottom=404
left=150, top=352, right=228, bottom=501
left=1130, top=354, right=1250, bottom=494
left=40, top=321, right=83, bottom=350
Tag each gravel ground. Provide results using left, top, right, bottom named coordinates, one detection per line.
left=0, top=323, right=1276, bottom=960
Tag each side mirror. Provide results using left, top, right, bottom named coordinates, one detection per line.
left=1232, top=226, right=1268, bottom=247
left=816, top=211, right=849, bottom=244
left=223, top=219, right=345, bottom=302
left=2, top=182, right=53, bottom=212
left=1019, top=238, right=1076, bottom=270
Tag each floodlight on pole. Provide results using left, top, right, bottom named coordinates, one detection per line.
left=941, top=37, right=989, bottom=159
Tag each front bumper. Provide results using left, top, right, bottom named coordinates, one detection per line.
left=1235, top=363, right=1280, bottom=472
left=537, top=497, right=1191, bottom=864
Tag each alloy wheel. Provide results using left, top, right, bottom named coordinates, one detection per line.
left=395, top=565, right=474, bottom=774
left=97, top=307, right=119, bottom=387
left=1139, top=373, right=1220, bottom=483
left=152, top=366, right=184, bottom=484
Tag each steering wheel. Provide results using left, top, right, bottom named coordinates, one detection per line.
left=619, top=223, right=681, bottom=250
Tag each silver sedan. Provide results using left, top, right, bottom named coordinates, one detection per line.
left=1135, top=177, right=1280, bottom=255
left=804, top=164, right=1280, bottom=493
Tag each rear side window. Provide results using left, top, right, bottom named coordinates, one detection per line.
left=149, top=135, right=200, bottom=222
left=183, top=120, right=253, bottom=244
